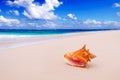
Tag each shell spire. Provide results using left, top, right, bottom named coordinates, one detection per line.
left=82, top=44, right=86, bottom=50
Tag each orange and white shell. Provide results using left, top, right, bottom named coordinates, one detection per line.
left=64, top=45, right=96, bottom=68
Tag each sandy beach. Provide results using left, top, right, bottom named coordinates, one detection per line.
left=0, top=30, right=120, bottom=80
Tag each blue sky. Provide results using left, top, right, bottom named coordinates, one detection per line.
left=0, top=0, right=120, bottom=29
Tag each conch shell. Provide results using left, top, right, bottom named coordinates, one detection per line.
left=64, top=45, right=96, bottom=68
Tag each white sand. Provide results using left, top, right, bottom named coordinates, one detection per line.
left=0, top=30, right=120, bottom=80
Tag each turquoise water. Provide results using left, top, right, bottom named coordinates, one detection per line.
left=0, top=29, right=80, bottom=35
left=0, top=29, right=113, bottom=36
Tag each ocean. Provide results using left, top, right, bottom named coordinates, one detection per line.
left=0, top=29, right=116, bottom=49
left=0, top=29, right=109, bottom=35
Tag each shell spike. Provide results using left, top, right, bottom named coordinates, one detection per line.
left=81, top=44, right=86, bottom=50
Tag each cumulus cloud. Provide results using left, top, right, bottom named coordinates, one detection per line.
left=0, top=16, right=20, bottom=27
left=7, top=0, right=62, bottom=20
left=82, top=19, right=120, bottom=28
left=83, top=19, right=101, bottom=25
left=67, top=13, right=77, bottom=20
left=114, top=2, right=120, bottom=7
left=103, top=21, right=120, bottom=27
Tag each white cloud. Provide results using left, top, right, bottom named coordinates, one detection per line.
left=0, top=16, right=20, bottom=27
left=114, top=2, right=120, bottom=7
left=23, top=11, right=32, bottom=19
left=82, top=20, right=120, bottom=28
left=113, top=2, right=120, bottom=17
left=117, top=12, right=120, bottom=16
left=27, top=22, right=41, bottom=28
left=7, top=10, right=19, bottom=16
left=113, top=3, right=120, bottom=17
left=103, top=21, right=120, bottom=27
left=27, top=21, right=57, bottom=28
left=83, top=19, right=101, bottom=25
left=67, top=13, right=77, bottom=20
left=7, top=0, right=14, bottom=6
left=7, top=0, right=62, bottom=20
left=42, top=21, right=57, bottom=28
left=27, top=22, right=37, bottom=26
left=13, top=10, right=19, bottom=16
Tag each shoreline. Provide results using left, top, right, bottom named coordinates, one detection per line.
left=0, top=30, right=119, bottom=50
left=0, top=30, right=100, bottom=50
